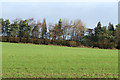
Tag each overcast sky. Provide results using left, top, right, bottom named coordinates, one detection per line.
left=0, top=0, right=119, bottom=2
left=0, top=1, right=118, bottom=28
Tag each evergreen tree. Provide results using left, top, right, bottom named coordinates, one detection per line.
left=42, top=18, right=47, bottom=39
left=108, top=22, right=114, bottom=31
left=58, top=19, right=63, bottom=40
left=5, top=20, right=11, bottom=36
left=94, top=21, right=102, bottom=42
left=10, top=21, right=19, bottom=37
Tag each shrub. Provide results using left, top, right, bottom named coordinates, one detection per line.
left=39, top=39, right=44, bottom=44
left=0, top=36, right=2, bottom=42
left=28, top=38, right=34, bottom=43
left=44, top=39, right=51, bottom=45
left=109, top=42, right=115, bottom=49
left=56, top=40, right=61, bottom=45
left=21, top=37, right=27, bottom=43
left=116, top=41, right=120, bottom=49
left=69, top=41, right=77, bottom=47
left=33, top=38, right=44, bottom=44
left=14, top=37, right=20, bottom=43
left=8, top=37, right=14, bottom=42
left=76, top=42, right=82, bottom=47
left=51, top=40, right=57, bottom=45
left=2, top=36, right=7, bottom=42
left=33, top=38, right=39, bottom=44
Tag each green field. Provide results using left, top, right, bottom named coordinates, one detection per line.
left=2, top=42, right=118, bottom=78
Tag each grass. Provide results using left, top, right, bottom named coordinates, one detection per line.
left=2, top=42, right=118, bottom=78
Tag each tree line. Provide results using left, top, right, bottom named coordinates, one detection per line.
left=0, top=18, right=120, bottom=49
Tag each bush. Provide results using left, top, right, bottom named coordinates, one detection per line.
left=28, top=38, right=34, bottom=43
left=33, top=38, right=39, bottom=44
left=76, top=42, right=82, bottom=47
left=109, top=42, right=115, bottom=49
left=0, top=36, right=2, bottom=42
left=2, top=36, right=7, bottom=42
left=102, top=43, right=108, bottom=49
left=65, top=40, right=71, bottom=46
left=60, top=40, right=65, bottom=46
left=116, top=41, right=120, bottom=49
left=39, top=39, right=44, bottom=44
left=44, top=39, right=51, bottom=45
left=69, top=41, right=77, bottom=47
left=8, top=37, right=14, bottom=42
left=51, top=40, right=58, bottom=45
left=21, top=37, right=27, bottom=43
left=14, top=37, right=20, bottom=43
left=33, top=38, right=44, bottom=44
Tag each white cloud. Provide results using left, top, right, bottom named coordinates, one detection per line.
left=0, top=0, right=119, bottom=2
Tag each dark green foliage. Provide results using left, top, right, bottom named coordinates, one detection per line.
left=2, top=36, right=7, bottom=42
left=21, top=37, right=27, bottom=43
left=8, top=37, right=14, bottom=42
left=1, top=18, right=120, bottom=49
left=10, top=21, right=19, bottom=37
left=44, top=39, right=51, bottom=45
left=115, top=24, right=120, bottom=49
left=5, top=20, right=11, bottom=36
left=14, top=37, right=20, bottom=43
left=108, top=22, right=114, bottom=32
left=42, top=18, right=47, bottom=39
left=28, top=38, right=34, bottom=43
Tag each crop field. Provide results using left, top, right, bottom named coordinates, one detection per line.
left=2, top=42, right=118, bottom=78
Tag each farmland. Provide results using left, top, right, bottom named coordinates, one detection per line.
left=2, top=42, right=118, bottom=78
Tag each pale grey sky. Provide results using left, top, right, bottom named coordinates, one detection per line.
left=0, top=0, right=119, bottom=2
left=1, top=2, right=118, bottom=28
